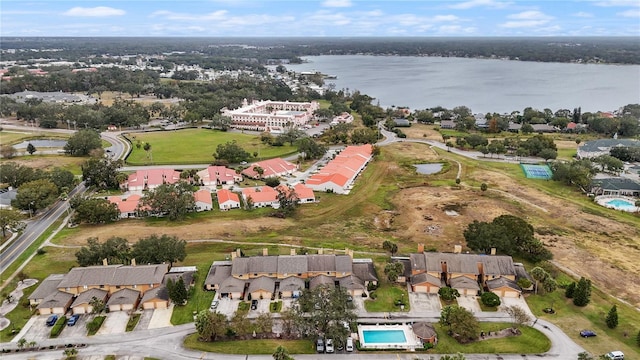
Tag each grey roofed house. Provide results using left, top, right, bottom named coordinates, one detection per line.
left=590, top=177, right=640, bottom=196
left=219, top=277, right=246, bottom=294
left=249, top=256, right=278, bottom=275
left=508, top=122, right=522, bottom=132
left=352, top=261, right=377, bottom=283
left=107, top=288, right=140, bottom=306
left=514, top=263, right=533, bottom=281
left=279, top=277, right=305, bottom=293
left=309, top=275, right=334, bottom=289
left=206, top=263, right=232, bottom=288
left=393, top=118, right=411, bottom=127
left=339, top=275, right=365, bottom=291
left=247, top=276, right=275, bottom=293
left=479, top=255, right=516, bottom=277
left=531, top=124, right=558, bottom=133
left=277, top=255, right=308, bottom=275
left=141, top=285, right=169, bottom=303
left=57, top=264, right=168, bottom=289
left=439, top=120, right=456, bottom=129
left=28, top=274, right=65, bottom=303
left=410, top=272, right=443, bottom=286
left=37, top=291, right=74, bottom=310
left=425, top=253, right=480, bottom=275
left=307, top=255, right=336, bottom=272
left=71, top=288, right=108, bottom=308
left=450, top=276, right=480, bottom=290
left=486, top=277, right=521, bottom=292
left=0, top=188, right=17, bottom=208
left=335, top=255, right=353, bottom=275
left=409, top=253, right=426, bottom=273
left=231, top=257, right=250, bottom=276
left=577, top=139, right=640, bottom=159
left=164, top=271, right=195, bottom=288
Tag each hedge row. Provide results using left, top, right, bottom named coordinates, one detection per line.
left=50, top=316, right=67, bottom=338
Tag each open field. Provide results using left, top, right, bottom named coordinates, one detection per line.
left=432, top=323, right=551, bottom=353
left=184, top=335, right=315, bottom=354
left=0, top=155, right=86, bottom=175
left=95, top=91, right=181, bottom=108
left=124, top=129, right=297, bottom=165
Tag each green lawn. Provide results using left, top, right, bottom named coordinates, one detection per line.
left=184, top=334, right=315, bottom=354
left=526, top=290, right=640, bottom=357
left=170, top=263, right=216, bottom=325
left=124, top=129, right=297, bottom=165
left=432, top=323, right=551, bottom=354
left=364, top=284, right=410, bottom=312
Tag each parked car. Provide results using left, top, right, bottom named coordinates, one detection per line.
left=251, top=299, right=258, bottom=310
left=325, top=338, right=334, bottom=353
left=580, top=330, right=597, bottom=337
left=210, top=300, right=219, bottom=310
left=346, top=337, right=354, bottom=352
left=45, top=314, right=58, bottom=326
left=605, top=351, right=624, bottom=360
left=316, top=338, right=325, bottom=353
left=67, top=314, right=80, bottom=326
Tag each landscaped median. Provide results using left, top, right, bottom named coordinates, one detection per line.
left=184, top=336, right=315, bottom=355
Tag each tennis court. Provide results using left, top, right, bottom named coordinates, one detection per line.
left=520, top=164, right=552, bottom=179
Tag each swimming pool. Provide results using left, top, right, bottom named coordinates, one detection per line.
left=357, top=324, right=421, bottom=350
left=362, top=329, right=407, bottom=343
left=595, top=196, right=638, bottom=213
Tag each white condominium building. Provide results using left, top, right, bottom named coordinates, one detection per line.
left=222, top=98, right=319, bottom=131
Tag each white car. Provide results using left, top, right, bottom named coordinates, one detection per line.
left=210, top=300, right=219, bottom=310
left=325, top=338, right=334, bottom=353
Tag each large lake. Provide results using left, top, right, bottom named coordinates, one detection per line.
left=286, top=55, right=640, bottom=114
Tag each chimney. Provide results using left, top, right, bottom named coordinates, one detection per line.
left=290, top=248, right=296, bottom=256
left=131, top=258, right=136, bottom=267
left=102, top=258, right=108, bottom=266
left=231, top=251, right=237, bottom=260
left=318, top=248, right=323, bottom=255
left=418, top=243, right=425, bottom=253
left=236, top=248, right=241, bottom=258
left=490, top=248, right=496, bottom=255
left=262, top=248, right=268, bottom=256
left=348, top=249, right=354, bottom=259
left=453, top=245, right=462, bottom=254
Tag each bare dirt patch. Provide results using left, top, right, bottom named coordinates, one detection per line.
left=1, top=156, right=85, bottom=172
left=402, top=124, right=444, bottom=141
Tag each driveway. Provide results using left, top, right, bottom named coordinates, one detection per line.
left=500, top=296, right=535, bottom=318
left=62, top=314, right=88, bottom=338
left=96, top=311, right=128, bottom=335
left=408, top=292, right=441, bottom=313
left=216, top=297, right=239, bottom=319
left=148, top=304, right=173, bottom=329
left=135, top=310, right=154, bottom=330
left=17, top=315, right=51, bottom=343
left=457, top=295, right=481, bottom=314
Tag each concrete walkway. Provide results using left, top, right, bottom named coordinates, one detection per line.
left=0, top=279, right=38, bottom=331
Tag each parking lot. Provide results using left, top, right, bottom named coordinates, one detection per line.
left=408, top=292, right=441, bottom=313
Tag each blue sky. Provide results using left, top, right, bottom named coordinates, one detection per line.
left=1, top=0, right=639, bottom=37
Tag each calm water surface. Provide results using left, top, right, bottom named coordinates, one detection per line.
left=287, top=55, right=640, bottom=113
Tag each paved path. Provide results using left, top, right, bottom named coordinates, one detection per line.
left=0, top=279, right=38, bottom=331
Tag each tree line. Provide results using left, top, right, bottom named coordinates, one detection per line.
left=75, top=234, right=186, bottom=267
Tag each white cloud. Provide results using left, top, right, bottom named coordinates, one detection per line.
left=507, top=10, right=553, bottom=20
left=150, top=10, right=227, bottom=21
left=449, top=0, right=511, bottom=10
left=63, top=6, right=125, bottom=17
left=433, top=15, right=460, bottom=22
left=596, top=0, right=640, bottom=7
left=322, top=0, right=352, bottom=8
left=500, top=20, right=549, bottom=28
left=572, top=11, right=594, bottom=18
left=618, top=9, right=640, bottom=17
left=437, top=25, right=477, bottom=34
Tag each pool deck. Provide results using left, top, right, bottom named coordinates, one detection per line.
left=595, top=195, right=639, bottom=212
left=357, top=324, right=422, bottom=350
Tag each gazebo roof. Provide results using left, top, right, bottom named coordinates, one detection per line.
left=412, top=322, right=437, bottom=339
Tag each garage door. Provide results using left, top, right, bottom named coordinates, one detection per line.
left=73, top=307, right=86, bottom=315
left=413, top=285, right=428, bottom=293
left=503, top=290, right=520, bottom=298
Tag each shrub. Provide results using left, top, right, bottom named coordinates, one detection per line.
left=438, top=287, right=460, bottom=301
left=480, top=292, right=501, bottom=307
left=367, top=282, right=378, bottom=291
left=517, top=278, right=532, bottom=289
left=126, top=314, right=141, bottom=332
left=565, top=282, right=576, bottom=298
left=369, top=291, right=377, bottom=300
left=36, top=248, right=46, bottom=255
left=50, top=316, right=67, bottom=338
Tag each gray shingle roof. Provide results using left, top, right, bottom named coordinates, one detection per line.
left=450, top=276, right=480, bottom=290
left=591, top=177, right=640, bottom=191
left=277, top=256, right=308, bottom=275
left=309, top=275, right=334, bottom=289
left=308, top=255, right=336, bottom=272
left=410, top=273, right=442, bottom=286
left=71, top=288, right=108, bottom=307
left=231, top=258, right=250, bottom=276
left=338, top=275, right=364, bottom=290
left=411, top=253, right=516, bottom=278
left=37, top=291, right=74, bottom=310
left=335, top=255, right=352, bottom=275
left=480, top=255, right=516, bottom=276
left=249, top=256, right=278, bottom=274
left=28, top=274, right=65, bottom=300
left=279, top=277, right=305, bottom=292
left=57, top=264, right=168, bottom=289
left=248, top=277, right=275, bottom=293
left=107, top=288, right=140, bottom=306
left=410, top=253, right=426, bottom=273
left=579, top=139, right=640, bottom=153
left=219, top=277, right=246, bottom=294
left=486, top=277, right=521, bottom=292
left=164, top=271, right=194, bottom=288
left=206, top=264, right=232, bottom=287
left=353, top=262, right=377, bottom=282
left=141, top=285, right=169, bottom=303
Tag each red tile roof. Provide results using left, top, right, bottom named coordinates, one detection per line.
left=216, top=189, right=240, bottom=205
left=127, top=169, right=181, bottom=189
left=242, top=158, right=297, bottom=178
left=242, top=186, right=278, bottom=204
left=194, top=189, right=212, bottom=205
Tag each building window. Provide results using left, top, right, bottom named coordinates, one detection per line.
left=116, top=286, right=121, bottom=289
left=133, top=284, right=137, bottom=288
left=100, top=285, right=104, bottom=289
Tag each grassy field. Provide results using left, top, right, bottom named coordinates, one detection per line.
left=364, top=284, right=410, bottom=312
left=431, top=323, right=551, bottom=353
left=0, top=155, right=86, bottom=175
left=124, top=129, right=297, bottom=165
left=183, top=334, right=315, bottom=354
left=527, top=290, right=640, bottom=357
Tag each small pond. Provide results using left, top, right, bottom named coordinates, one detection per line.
left=13, top=139, right=68, bottom=149
left=414, top=163, right=443, bottom=175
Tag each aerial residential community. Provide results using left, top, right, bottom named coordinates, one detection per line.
left=0, top=2, right=640, bottom=360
